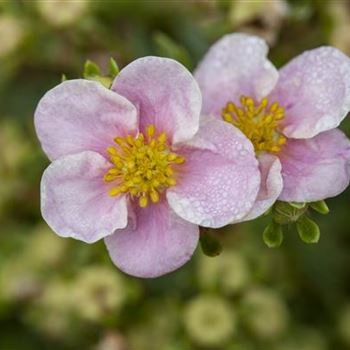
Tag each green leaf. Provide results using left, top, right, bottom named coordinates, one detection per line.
left=296, top=215, right=320, bottom=244
left=310, top=200, right=329, bottom=215
left=109, top=58, right=119, bottom=78
left=289, top=202, right=306, bottom=209
left=199, top=230, right=222, bottom=257
left=83, top=60, right=101, bottom=78
left=263, top=222, right=284, bottom=248
left=61, top=74, right=67, bottom=82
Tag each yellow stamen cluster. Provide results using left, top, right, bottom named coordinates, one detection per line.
left=222, top=95, right=286, bottom=153
left=104, top=124, right=185, bottom=208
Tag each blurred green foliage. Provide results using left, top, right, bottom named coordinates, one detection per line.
left=1, top=0, right=350, bottom=349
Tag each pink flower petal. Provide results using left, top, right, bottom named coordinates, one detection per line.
left=243, top=153, right=283, bottom=221
left=35, top=79, right=138, bottom=161
left=279, top=129, right=350, bottom=202
left=270, top=47, right=350, bottom=139
left=41, top=151, right=128, bottom=243
left=112, top=57, right=201, bottom=144
left=167, top=117, right=260, bottom=227
left=195, top=33, right=278, bottom=118
left=104, top=201, right=199, bottom=278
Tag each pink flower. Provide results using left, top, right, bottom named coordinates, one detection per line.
left=35, top=57, right=260, bottom=278
left=195, top=33, right=350, bottom=219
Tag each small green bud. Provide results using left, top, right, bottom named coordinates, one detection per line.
left=200, top=229, right=223, bottom=257
left=296, top=215, right=320, bottom=244
left=88, top=76, right=112, bottom=89
left=262, top=222, right=283, bottom=248
left=82, top=59, right=118, bottom=88
left=289, top=202, right=306, bottom=209
left=273, top=201, right=307, bottom=225
left=109, top=58, right=119, bottom=78
left=310, top=200, right=329, bottom=215
left=83, top=59, right=101, bottom=78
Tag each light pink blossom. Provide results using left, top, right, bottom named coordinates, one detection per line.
left=195, top=33, right=350, bottom=218
left=35, top=57, right=260, bottom=278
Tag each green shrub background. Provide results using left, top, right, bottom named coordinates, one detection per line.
left=1, top=1, right=350, bottom=349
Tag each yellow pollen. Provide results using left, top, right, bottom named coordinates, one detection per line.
left=104, top=124, right=185, bottom=208
left=221, top=95, right=286, bottom=154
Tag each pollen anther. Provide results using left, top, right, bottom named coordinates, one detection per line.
left=104, top=124, right=184, bottom=208
left=222, top=95, right=286, bottom=154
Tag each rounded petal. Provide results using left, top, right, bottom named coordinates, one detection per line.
left=112, top=56, right=202, bottom=144
left=195, top=33, right=278, bottom=118
left=35, top=79, right=138, bottom=161
left=167, top=117, right=260, bottom=227
left=270, top=47, right=350, bottom=138
left=243, top=153, right=283, bottom=221
left=41, top=151, right=128, bottom=243
left=279, top=129, right=350, bottom=202
left=104, top=201, right=199, bottom=278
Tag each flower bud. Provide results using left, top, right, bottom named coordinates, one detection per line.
left=199, top=229, right=223, bottom=257
left=71, top=266, right=127, bottom=322
left=273, top=201, right=307, bottom=225
left=0, top=15, right=24, bottom=58
left=37, top=0, right=89, bottom=27
left=241, top=287, right=289, bottom=340
left=197, top=251, right=251, bottom=295
left=184, top=295, right=236, bottom=347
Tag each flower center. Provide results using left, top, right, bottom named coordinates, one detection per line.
left=222, top=95, right=286, bottom=153
left=104, top=124, right=185, bottom=208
